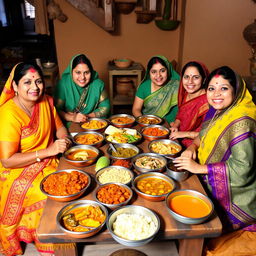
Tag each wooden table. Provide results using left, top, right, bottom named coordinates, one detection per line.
left=37, top=123, right=222, bottom=256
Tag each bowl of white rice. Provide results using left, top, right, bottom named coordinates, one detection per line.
left=107, top=205, right=160, bottom=247
left=95, top=166, right=134, bottom=186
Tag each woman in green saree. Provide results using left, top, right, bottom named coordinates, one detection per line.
left=132, top=55, right=180, bottom=123
left=54, top=54, right=110, bottom=128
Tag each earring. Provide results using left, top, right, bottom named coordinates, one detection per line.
left=15, top=91, right=18, bottom=96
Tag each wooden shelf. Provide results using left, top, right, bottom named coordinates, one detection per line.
left=108, top=62, right=144, bottom=114
left=113, top=94, right=134, bottom=105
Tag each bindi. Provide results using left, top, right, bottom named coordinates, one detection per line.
left=29, top=68, right=36, bottom=73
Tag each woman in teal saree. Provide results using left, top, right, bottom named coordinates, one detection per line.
left=54, top=54, right=110, bottom=128
left=132, top=55, right=180, bottom=123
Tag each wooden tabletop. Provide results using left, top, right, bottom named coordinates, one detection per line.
left=37, top=122, right=222, bottom=256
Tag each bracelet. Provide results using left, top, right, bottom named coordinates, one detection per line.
left=36, top=150, right=41, bottom=162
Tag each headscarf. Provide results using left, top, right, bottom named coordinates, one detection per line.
left=199, top=72, right=256, bottom=164
left=178, top=61, right=209, bottom=107
left=0, top=63, right=19, bottom=106
left=54, top=54, right=99, bottom=113
left=142, top=55, right=180, bottom=119
left=142, top=55, right=180, bottom=83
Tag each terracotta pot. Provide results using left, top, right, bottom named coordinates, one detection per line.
left=116, top=78, right=134, bottom=95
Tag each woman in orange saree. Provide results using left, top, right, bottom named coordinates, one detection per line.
left=0, top=63, right=73, bottom=256
left=169, top=61, right=209, bottom=147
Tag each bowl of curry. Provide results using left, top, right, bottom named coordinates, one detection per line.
left=106, top=143, right=140, bottom=161
left=166, top=189, right=214, bottom=224
left=141, top=125, right=170, bottom=141
left=131, top=152, right=167, bottom=173
left=148, top=139, right=182, bottom=159
left=109, top=114, right=135, bottom=128
left=40, top=169, right=91, bottom=202
left=136, top=115, right=162, bottom=127
left=94, top=182, right=133, bottom=210
left=57, top=200, right=108, bottom=238
left=81, top=118, right=108, bottom=132
left=132, top=172, right=175, bottom=202
left=63, top=145, right=99, bottom=167
left=73, top=131, right=104, bottom=148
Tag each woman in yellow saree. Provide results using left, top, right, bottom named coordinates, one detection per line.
left=0, top=63, right=73, bottom=256
left=174, top=66, right=256, bottom=255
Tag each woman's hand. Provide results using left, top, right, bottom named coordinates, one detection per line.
left=169, top=127, right=178, bottom=133
left=173, top=156, right=208, bottom=174
left=72, top=112, right=87, bottom=123
left=47, top=138, right=71, bottom=156
left=169, top=120, right=180, bottom=133
left=181, top=142, right=199, bottom=160
left=169, top=131, right=185, bottom=140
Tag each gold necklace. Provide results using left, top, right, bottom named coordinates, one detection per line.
left=17, top=96, right=32, bottom=116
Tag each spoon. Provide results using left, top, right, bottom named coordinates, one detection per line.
left=109, top=143, right=117, bottom=153
left=66, top=134, right=76, bottom=144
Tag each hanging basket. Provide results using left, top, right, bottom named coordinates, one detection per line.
left=155, top=19, right=180, bottom=31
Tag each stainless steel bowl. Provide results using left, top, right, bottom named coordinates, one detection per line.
left=105, top=128, right=142, bottom=145
left=132, top=172, right=175, bottom=201
left=107, top=205, right=160, bottom=247
left=166, top=189, right=214, bottom=224
left=131, top=152, right=167, bottom=173
left=80, top=118, right=108, bottom=132
left=94, top=182, right=133, bottom=210
left=95, top=165, right=134, bottom=185
left=40, top=169, right=91, bottom=202
left=109, top=114, right=135, bottom=128
left=57, top=200, right=108, bottom=238
left=166, top=160, right=189, bottom=182
left=141, top=125, right=170, bottom=141
left=136, top=115, right=162, bottom=127
left=106, top=143, right=140, bottom=161
left=73, top=131, right=104, bottom=148
left=63, top=145, right=99, bottom=167
left=148, top=139, right=182, bottom=159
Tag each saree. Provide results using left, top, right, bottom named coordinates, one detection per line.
left=136, top=55, right=180, bottom=123
left=175, top=61, right=209, bottom=147
left=198, top=75, right=256, bottom=232
left=0, top=66, right=74, bottom=255
left=54, top=54, right=110, bottom=127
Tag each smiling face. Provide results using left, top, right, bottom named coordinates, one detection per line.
left=72, top=63, right=91, bottom=87
left=207, top=75, right=235, bottom=111
left=182, top=66, right=203, bottom=94
left=13, top=69, right=44, bottom=103
left=149, top=62, right=168, bottom=87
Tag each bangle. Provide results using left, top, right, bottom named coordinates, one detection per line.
left=36, top=150, right=41, bottom=162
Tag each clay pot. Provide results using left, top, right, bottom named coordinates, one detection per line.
left=116, top=78, right=134, bottom=95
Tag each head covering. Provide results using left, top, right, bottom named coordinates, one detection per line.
left=178, top=61, right=209, bottom=107
left=140, top=55, right=180, bottom=121
left=199, top=72, right=256, bottom=165
left=54, top=53, right=99, bottom=112
left=0, top=63, right=19, bottom=107
left=142, top=55, right=180, bottom=83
